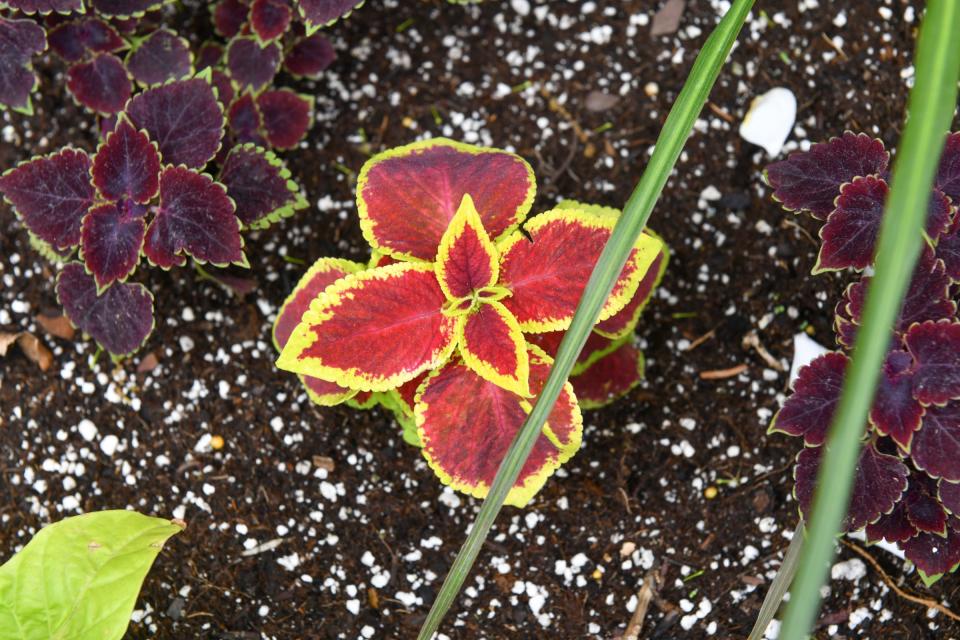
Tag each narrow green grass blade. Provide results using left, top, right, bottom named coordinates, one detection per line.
left=416, top=2, right=756, bottom=637
left=747, top=522, right=805, bottom=640
left=778, top=3, right=960, bottom=639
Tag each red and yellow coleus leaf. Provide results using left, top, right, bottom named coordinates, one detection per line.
left=553, top=200, right=669, bottom=338
left=498, top=208, right=663, bottom=333
left=273, top=257, right=365, bottom=406
left=416, top=346, right=581, bottom=507
left=435, top=194, right=499, bottom=299
left=457, top=301, right=529, bottom=396
left=594, top=237, right=668, bottom=339
left=276, top=263, right=458, bottom=392
left=570, top=337, right=644, bottom=410
left=357, top=138, right=536, bottom=262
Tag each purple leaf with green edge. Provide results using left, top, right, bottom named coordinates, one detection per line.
left=794, top=443, right=909, bottom=532
left=67, top=53, right=131, bottom=115
left=211, top=70, right=236, bottom=108
left=213, top=0, right=250, bottom=38
left=126, top=76, right=225, bottom=169
left=88, top=0, right=169, bottom=18
left=815, top=176, right=952, bottom=273
left=56, top=262, right=154, bottom=356
left=903, top=477, right=948, bottom=536
left=125, top=29, right=193, bottom=87
left=905, top=321, right=960, bottom=407
left=91, top=114, right=161, bottom=203
left=1, top=0, right=82, bottom=14
left=0, top=18, right=46, bottom=115
left=936, top=132, right=960, bottom=202
left=297, top=0, right=363, bottom=33
left=79, top=202, right=145, bottom=291
left=251, top=0, right=292, bottom=42
left=227, top=92, right=265, bottom=145
left=936, top=218, right=960, bottom=281
left=764, top=132, right=889, bottom=219
left=47, top=18, right=124, bottom=63
left=771, top=352, right=847, bottom=446
left=283, top=32, right=334, bottom=78
left=256, top=88, right=312, bottom=149
left=834, top=297, right=858, bottom=350
left=902, top=519, right=960, bottom=583
left=869, top=350, right=924, bottom=449
left=217, top=144, right=306, bottom=229
left=940, top=480, right=960, bottom=515
left=98, top=114, right=118, bottom=138
left=837, top=248, right=955, bottom=348
left=225, top=36, right=281, bottom=92
left=0, top=148, right=93, bottom=250
left=196, top=41, right=224, bottom=70
left=911, top=401, right=960, bottom=481
left=865, top=501, right=917, bottom=544
left=144, top=165, right=243, bottom=269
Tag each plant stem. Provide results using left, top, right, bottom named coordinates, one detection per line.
left=415, top=2, right=756, bottom=637
left=778, top=3, right=960, bottom=638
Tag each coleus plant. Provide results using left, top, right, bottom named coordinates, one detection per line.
left=0, top=0, right=333, bottom=151
left=765, top=131, right=960, bottom=584
left=273, top=138, right=667, bottom=506
left=0, top=71, right=308, bottom=357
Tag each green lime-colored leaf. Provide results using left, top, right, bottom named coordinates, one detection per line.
left=0, top=510, right=184, bottom=640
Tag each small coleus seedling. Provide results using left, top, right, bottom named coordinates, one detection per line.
left=273, top=138, right=667, bottom=507
left=0, top=71, right=307, bottom=357
left=766, top=131, right=960, bottom=584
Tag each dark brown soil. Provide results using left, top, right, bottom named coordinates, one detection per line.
left=1, top=1, right=957, bottom=639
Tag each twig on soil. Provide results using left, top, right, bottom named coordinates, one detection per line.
left=623, top=573, right=657, bottom=640
left=685, top=328, right=716, bottom=352
left=820, top=33, right=849, bottom=61
left=699, top=363, right=748, bottom=379
left=840, top=539, right=960, bottom=623
left=707, top=101, right=735, bottom=123
left=742, top=330, right=786, bottom=371
left=781, top=216, right=819, bottom=247
left=240, top=537, right=285, bottom=557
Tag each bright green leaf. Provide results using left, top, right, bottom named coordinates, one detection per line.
left=0, top=510, right=184, bottom=640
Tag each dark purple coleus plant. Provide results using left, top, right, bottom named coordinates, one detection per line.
left=766, top=131, right=960, bottom=585
left=0, top=72, right=307, bottom=357
left=1, top=0, right=337, bottom=152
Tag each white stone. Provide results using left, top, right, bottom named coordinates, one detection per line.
left=739, top=87, right=797, bottom=157
left=78, top=419, right=98, bottom=442
left=789, top=333, right=829, bottom=384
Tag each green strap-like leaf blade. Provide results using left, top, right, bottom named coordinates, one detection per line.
left=0, top=510, right=184, bottom=640
left=416, top=1, right=756, bottom=638
left=778, top=2, right=960, bottom=638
